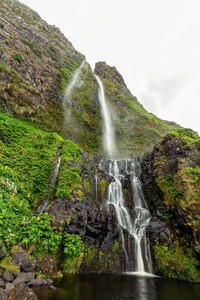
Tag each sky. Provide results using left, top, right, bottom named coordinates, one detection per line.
left=20, top=0, right=200, bottom=134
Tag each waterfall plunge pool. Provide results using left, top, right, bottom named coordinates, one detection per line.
left=35, top=274, right=200, bottom=300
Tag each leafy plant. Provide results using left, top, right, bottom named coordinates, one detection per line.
left=63, top=233, right=83, bottom=257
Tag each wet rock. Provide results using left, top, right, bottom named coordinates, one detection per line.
left=27, top=278, right=53, bottom=287
left=13, top=272, right=35, bottom=286
left=3, top=272, right=14, bottom=283
left=8, top=283, right=38, bottom=300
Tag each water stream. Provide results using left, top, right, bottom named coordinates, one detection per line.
left=37, top=150, right=61, bottom=214
left=95, top=75, right=116, bottom=158
left=96, top=73, right=153, bottom=275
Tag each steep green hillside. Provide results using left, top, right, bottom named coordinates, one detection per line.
left=0, top=0, right=181, bottom=156
left=0, top=0, right=84, bottom=134
left=0, top=111, right=83, bottom=255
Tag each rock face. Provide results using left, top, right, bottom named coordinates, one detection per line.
left=141, top=129, right=200, bottom=281
left=0, top=0, right=84, bottom=134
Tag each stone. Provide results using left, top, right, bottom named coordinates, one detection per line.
left=13, top=272, right=35, bottom=286
left=8, top=283, right=38, bottom=300
left=3, top=272, right=14, bottom=282
left=13, top=247, right=29, bottom=267
left=27, top=278, right=53, bottom=287
left=0, top=287, right=9, bottom=300
left=21, top=261, right=36, bottom=273
left=0, top=278, right=6, bottom=289
left=6, top=282, right=15, bottom=291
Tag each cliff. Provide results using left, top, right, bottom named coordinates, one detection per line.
left=0, top=0, right=181, bottom=155
left=142, top=129, right=200, bottom=281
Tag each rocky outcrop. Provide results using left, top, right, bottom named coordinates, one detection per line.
left=141, top=129, right=200, bottom=281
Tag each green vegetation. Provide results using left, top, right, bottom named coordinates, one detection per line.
left=0, top=61, right=9, bottom=73
left=20, top=38, right=42, bottom=57
left=171, top=128, right=200, bottom=150
left=0, top=112, right=83, bottom=257
left=63, top=233, right=83, bottom=257
left=12, top=53, right=23, bottom=63
left=154, top=242, right=200, bottom=282
left=56, top=140, right=82, bottom=199
left=156, top=174, right=182, bottom=207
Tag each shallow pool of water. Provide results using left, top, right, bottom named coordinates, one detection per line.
left=35, top=274, right=200, bottom=300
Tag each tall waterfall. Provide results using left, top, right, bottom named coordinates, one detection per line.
left=95, top=75, right=116, bottom=158
left=96, top=73, right=154, bottom=276
left=63, top=59, right=86, bottom=106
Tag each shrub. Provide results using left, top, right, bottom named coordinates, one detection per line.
left=12, top=53, right=23, bottom=63
left=63, top=233, right=83, bottom=257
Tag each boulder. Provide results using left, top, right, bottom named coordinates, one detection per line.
left=3, top=272, right=14, bottom=283
left=13, top=272, right=35, bottom=286
left=6, top=282, right=15, bottom=291
left=8, top=283, right=38, bottom=300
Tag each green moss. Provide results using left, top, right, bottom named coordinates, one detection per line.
left=0, top=61, right=9, bottom=73
left=156, top=174, right=182, bottom=207
left=186, top=166, right=200, bottom=183
left=112, top=241, right=119, bottom=252
left=56, top=140, right=82, bottom=199
left=0, top=256, right=20, bottom=273
left=154, top=242, right=200, bottom=282
left=62, top=256, right=83, bottom=274
left=171, top=129, right=200, bottom=150
left=99, top=179, right=108, bottom=199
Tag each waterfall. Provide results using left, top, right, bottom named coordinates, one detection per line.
left=63, top=59, right=86, bottom=106
left=100, top=159, right=153, bottom=276
left=95, top=75, right=116, bottom=158
left=95, top=74, right=154, bottom=276
left=37, top=150, right=61, bottom=214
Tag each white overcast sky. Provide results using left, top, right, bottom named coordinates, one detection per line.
left=20, top=0, right=200, bottom=134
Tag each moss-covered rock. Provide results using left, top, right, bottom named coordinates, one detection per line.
left=142, top=129, right=200, bottom=282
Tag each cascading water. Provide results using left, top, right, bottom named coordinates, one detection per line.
left=95, top=75, right=116, bottom=158
left=37, top=150, right=61, bottom=214
left=99, top=159, right=153, bottom=275
left=63, top=59, right=87, bottom=106
left=96, top=73, right=154, bottom=276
